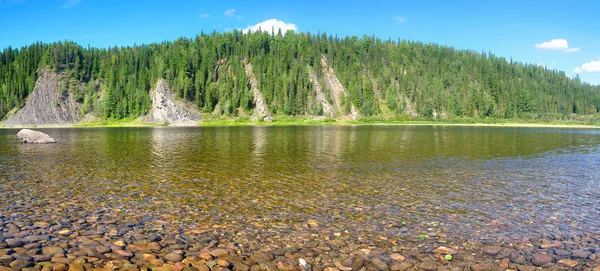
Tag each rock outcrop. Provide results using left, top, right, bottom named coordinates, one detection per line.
left=307, top=65, right=336, bottom=118
left=16, top=129, right=56, bottom=143
left=146, top=79, right=202, bottom=126
left=3, top=70, right=81, bottom=126
left=320, top=55, right=361, bottom=120
left=244, top=62, right=274, bottom=122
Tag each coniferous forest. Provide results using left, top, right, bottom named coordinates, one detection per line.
left=1, top=30, right=599, bottom=122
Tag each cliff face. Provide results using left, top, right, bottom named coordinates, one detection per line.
left=2, top=70, right=81, bottom=126
left=244, top=62, right=273, bottom=122
left=146, top=79, right=202, bottom=126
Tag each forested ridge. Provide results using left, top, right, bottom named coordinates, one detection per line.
left=1, top=30, right=599, bottom=122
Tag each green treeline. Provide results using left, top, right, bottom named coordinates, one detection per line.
left=1, top=30, right=599, bottom=121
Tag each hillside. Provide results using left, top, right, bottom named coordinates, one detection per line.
left=1, top=31, right=600, bottom=125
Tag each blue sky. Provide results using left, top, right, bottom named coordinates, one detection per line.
left=1, top=0, right=599, bottom=85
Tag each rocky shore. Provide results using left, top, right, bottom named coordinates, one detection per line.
left=1, top=214, right=599, bottom=271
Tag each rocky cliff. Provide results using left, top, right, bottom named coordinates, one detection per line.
left=2, top=70, right=81, bottom=126
left=145, top=79, right=202, bottom=126
left=244, top=62, right=274, bottom=122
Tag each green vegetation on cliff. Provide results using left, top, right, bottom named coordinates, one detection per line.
left=1, top=30, right=599, bottom=122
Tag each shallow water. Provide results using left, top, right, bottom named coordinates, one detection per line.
left=1, top=125, right=600, bottom=252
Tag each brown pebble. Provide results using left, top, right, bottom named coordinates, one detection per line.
left=471, top=263, right=497, bottom=271
left=481, top=246, right=502, bottom=255
left=418, top=262, right=439, bottom=271
left=210, top=249, right=229, bottom=257
left=370, top=258, right=389, bottom=271
left=531, top=253, right=553, bottom=266
left=200, top=252, right=213, bottom=261
left=53, top=263, right=69, bottom=271
left=389, top=253, right=405, bottom=262
left=217, top=259, right=231, bottom=267
left=557, top=259, right=578, bottom=267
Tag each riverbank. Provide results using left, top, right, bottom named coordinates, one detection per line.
left=3, top=116, right=600, bottom=129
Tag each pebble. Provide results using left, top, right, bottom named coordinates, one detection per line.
left=418, top=262, right=439, bottom=271
left=233, top=261, right=250, bottom=271
left=6, top=239, right=22, bottom=248
left=471, top=263, right=497, bottom=271
left=52, top=263, right=68, bottom=271
left=10, top=259, right=33, bottom=269
left=572, top=250, right=591, bottom=258
left=68, top=263, right=85, bottom=271
left=433, top=246, right=456, bottom=254
left=557, top=259, right=578, bottom=267
left=42, top=246, right=65, bottom=256
left=481, top=246, right=502, bottom=255
left=210, top=249, right=229, bottom=257
left=165, top=251, right=184, bottom=262
left=370, top=258, right=389, bottom=271
left=531, top=253, right=553, bottom=266
left=57, top=230, right=72, bottom=236
left=217, top=259, right=230, bottom=267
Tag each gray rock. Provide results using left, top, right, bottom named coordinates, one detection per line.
left=42, top=246, right=65, bottom=256
left=5, top=238, right=22, bottom=248
left=17, top=129, right=56, bottom=144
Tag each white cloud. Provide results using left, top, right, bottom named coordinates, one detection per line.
left=573, top=61, right=600, bottom=74
left=393, top=15, right=406, bottom=23
left=243, top=19, right=298, bottom=34
left=198, top=13, right=209, bottom=19
left=224, top=8, right=236, bottom=17
left=534, top=39, right=579, bottom=53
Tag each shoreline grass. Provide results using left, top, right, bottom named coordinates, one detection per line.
left=2, top=116, right=600, bottom=129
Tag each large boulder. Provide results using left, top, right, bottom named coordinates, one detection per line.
left=16, top=129, right=56, bottom=143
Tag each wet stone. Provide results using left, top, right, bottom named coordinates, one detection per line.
left=42, top=246, right=65, bottom=256
left=553, top=249, right=571, bottom=257
left=165, top=251, right=184, bottom=262
left=95, top=246, right=111, bottom=254
left=390, top=262, right=412, bottom=271
left=0, top=255, right=14, bottom=265
left=531, top=253, right=553, bottom=266
left=304, top=241, right=318, bottom=248
left=370, top=258, right=389, bottom=271
left=10, top=259, right=33, bottom=269
left=418, top=262, right=439, bottom=271
left=557, top=259, right=578, bottom=267
left=6, top=239, right=22, bottom=248
left=516, top=265, right=537, bottom=271
left=258, top=260, right=278, bottom=271
left=52, top=263, right=69, bottom=271
left=481, top=246, right=502, bottom=255
left=210, top=249, right=229, bottom=258
left=67, top=262, right=85, bottom=271
left=114, top=249, right=133, bottom=258
left=472, top=263, right=498, bottom=271
left=233, top=261, right=250, bottom=271
left=572, top=250, right=591, bottom=258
